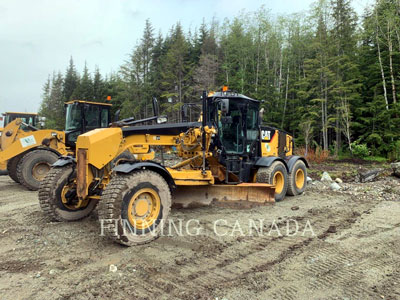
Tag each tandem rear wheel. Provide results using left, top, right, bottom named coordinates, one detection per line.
left=256, top=160, right=307, bottom=201
left=256, top=161, right=288, bottom=202
left=287, top=160, right=307, bottom=196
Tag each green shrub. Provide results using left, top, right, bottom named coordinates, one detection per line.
left=351, top=142, right=370, bottom=159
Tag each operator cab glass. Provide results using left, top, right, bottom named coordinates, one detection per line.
left=4, top=113, right=38, bottom=131
left=245, top=103, right=259, bottom=151
left=65, top=102, right=110, bottom=147
left=65, top=103, right=81, bottom=131
left=216, top=100, right=244, bottom=154
left=210, top=97, right=259, bottom=155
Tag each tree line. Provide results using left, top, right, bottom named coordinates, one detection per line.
left=39, top=0, right=400, bottom=159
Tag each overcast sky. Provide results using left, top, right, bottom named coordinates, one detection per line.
left=0, top=0, right=372, bottom=114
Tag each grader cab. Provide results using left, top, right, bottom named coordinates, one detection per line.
left=39, top=90, right=308, bottom=246
left=0, top=100, right=111, bottom=190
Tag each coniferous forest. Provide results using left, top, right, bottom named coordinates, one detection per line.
left=39, top=0, right=400, bottom=160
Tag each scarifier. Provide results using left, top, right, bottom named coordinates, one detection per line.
left=39, top=89, right=308, bottom=246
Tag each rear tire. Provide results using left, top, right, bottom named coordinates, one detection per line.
left=98, top=170, right=171, bottom=246
left=256, top=161, right=288, bottom=202
left=17, top=149, right=58, bottom=190
left=7, top=154, right=23, bottom=183
left=38, top=165, right=97, bottom=221
left=287, top=160, right=307, bottom=196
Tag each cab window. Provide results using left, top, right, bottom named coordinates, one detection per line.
left=84, top=105, right=101, bottom=131
left=101, top=108, right=109, bottom=128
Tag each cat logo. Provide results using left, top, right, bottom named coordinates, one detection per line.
left=261, top=130, right=271, bottom=140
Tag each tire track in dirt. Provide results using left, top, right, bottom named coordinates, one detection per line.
left=109, top=193, right=376, bottom=299
left=1, top=172, right=398, bottom=300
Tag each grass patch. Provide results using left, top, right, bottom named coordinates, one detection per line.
left=363, top=156, right=387, bottom=163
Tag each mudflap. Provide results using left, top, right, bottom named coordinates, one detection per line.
left=172, top=183, right=276, bottom=209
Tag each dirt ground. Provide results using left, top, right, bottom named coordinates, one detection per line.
left=0, top=163, right=399, bottom=300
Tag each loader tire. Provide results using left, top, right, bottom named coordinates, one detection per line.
left=17, top=149, right=58, bottom=190
left=98, top=170, right=171, bottom=246
left=7, top=154, right=23, bottom=183
left=256, top=161, right=288, bottom=202
left=38, top=165, right=97, bottom=222
left=287, top=160, right=307, bottom=196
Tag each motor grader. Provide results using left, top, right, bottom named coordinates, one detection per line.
left=0, top=100, right=112, bottom=190
left=39, top=90, right=308, bottom=246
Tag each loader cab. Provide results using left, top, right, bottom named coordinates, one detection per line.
left=64, top=100, right=111, bottom=148
left=1, top=112, right=38, bottom=131
left=207, top=92, right=260, bottom=156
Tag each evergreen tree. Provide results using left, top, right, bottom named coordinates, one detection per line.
left=63, top=57, right=79, bottom=101
left=73, top=62, right=93, bottom=100
left=38, top=2, right=400, bottom=158
left=93, top=66, right=106, bottom=102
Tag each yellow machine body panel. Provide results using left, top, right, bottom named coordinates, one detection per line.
left=0, top=119, right=67, bottom=163
left=260, top=128, right=293, bottom=157
left=261, top=129, right=280, bottom=157
left=77, top=128, right=123, bottom=169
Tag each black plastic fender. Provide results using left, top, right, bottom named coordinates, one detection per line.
left=52, top=156, right=76, bottom=167
left=255, top=156, right=289, bottom=172
left=284, top=155, right=309, bottom=173
left=113, top=161, right=175, bottom=189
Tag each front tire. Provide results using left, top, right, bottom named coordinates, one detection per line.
left=256, top=161, right=288, bottom=202
left=17, top=149, right=59, bottom=190
left=287, top=160, right=307, bottom=196
left=98, top=170, right=171, bottom=246
left=38, top=165, right=97, bottom=221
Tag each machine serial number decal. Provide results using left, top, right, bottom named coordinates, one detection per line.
left=20, top=135, right=37, bottom=148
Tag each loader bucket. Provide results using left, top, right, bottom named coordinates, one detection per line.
left=172, top=183, right=275, bottom=208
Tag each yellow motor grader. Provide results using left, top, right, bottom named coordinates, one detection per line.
left=0, top=100, right=112, bottom=190
left=39, top=90, right=308, bottom=246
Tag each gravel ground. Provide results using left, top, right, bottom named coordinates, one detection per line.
left=0, top=167, right=399, bottom=300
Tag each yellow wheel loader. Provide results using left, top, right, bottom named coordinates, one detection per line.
left=39, top=90, right=308, bottom=246
left=0, top=112, right=40, bottom=173
left=0, top=100, right=112, bottom=190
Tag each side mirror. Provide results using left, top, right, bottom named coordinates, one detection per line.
left=221, top=98, right=229, bottom=115
left=181, top=105, right=189, bottom=122
left=152, top=97, right=160, bottom=117
left=157, top=116, right=168, bottom=124
left=114, top=109, right=121, bottom=122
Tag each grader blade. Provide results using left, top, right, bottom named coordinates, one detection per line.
left=173, top=183, right=275, bottom=208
